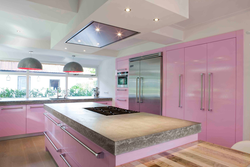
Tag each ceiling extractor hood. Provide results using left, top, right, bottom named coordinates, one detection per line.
left=65, top=21, right=139, bottom=48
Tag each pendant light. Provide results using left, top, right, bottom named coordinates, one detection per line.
left=63, top=55, right=83, bottom=73
left=18, top=51, right=42, bottom=70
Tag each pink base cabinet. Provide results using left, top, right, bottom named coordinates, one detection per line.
left=27, top=104, right=45, bottom=134
left=0, top=105, right=26, bottom=137
left=44, top=112, right=198, bottom=167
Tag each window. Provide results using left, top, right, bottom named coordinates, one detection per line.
left=30, top=76, right=65, bottom=98
left=0, top=74, right=27, bottom=98
left=68, top=77, right=97, bottom=97
left=0, top=61, right=97, bottom=99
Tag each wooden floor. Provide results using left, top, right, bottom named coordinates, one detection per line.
left=0, top=135, right=57, bottom=167
left=118, top=141, right=250, bottom=167
left=1, top=136, right=250, bottom=167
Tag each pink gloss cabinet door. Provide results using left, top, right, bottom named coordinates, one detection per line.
left=184, top=44, right=207, bottom=141
left=207, top=38, right=236, bottom=147
left=95, top=101, right=112, bottom=106
left=116, top=59, right=129, bottom=72
left=44, top=112, right=64, bottom=148
left=63, top=125, right=115, bottom=167
left=27, top=104, right=45, bottom=133
left=0, top=105, right=26, bottom=137
left=165, top=49, right=185, bottom=119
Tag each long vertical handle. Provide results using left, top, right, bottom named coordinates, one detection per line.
left=140, top=77, right=143, bottom=103
left=200, top=73, right=205, bottom=110
left=208, top=73, right=212, bottom=111
left=139, top=77, right=141, bottom=103
left=179, top=74, right=182, bottom=108
left=136, top=77, right=139, bottom=103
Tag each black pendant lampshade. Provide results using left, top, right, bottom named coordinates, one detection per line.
left=63, top=55, right=83, bottom=73
left=18, top=51, right=42, bottom=70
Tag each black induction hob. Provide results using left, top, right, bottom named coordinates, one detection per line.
left=84, top=106, right=139, bottom=116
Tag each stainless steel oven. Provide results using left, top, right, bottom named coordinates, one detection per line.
left=117, top=72, right=128, bottom=88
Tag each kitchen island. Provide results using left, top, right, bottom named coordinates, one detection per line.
left=44, top=102, right=201, bottom=167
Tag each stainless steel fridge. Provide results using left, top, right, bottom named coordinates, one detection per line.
left=129, top=52, right=162, bottom=115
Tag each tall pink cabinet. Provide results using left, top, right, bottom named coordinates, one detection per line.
left=163, top=30, right=243, bottom=147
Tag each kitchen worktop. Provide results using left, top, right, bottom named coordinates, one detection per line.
left=44, top=102, right=201, bottom=155
left=0, top=97, right=112, bottom=106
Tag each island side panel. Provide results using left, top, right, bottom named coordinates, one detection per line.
left=115, top=134, right=198, bottom=166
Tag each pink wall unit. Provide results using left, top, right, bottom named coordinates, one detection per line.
left=116, top=59, right=129, bottom=72
left=162, top=30, right=243, bottom=147
left=184, top=44, right=207, bottom=141
left=206, top=38, right=236, bottom=147
left=165, top=49, right=185, bottom=119
left=27, top=104, right=45, bottom=134
left=95, top=101, right=112, bottom=106
left=0, top=105, right=26, bottom=137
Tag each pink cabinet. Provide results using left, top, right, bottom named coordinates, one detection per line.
left=95, top=101, right=112, bottom=106
left=165, top=49, right=185, bottom=119
left=116, top=59, right=129, bottom=72
left=115, top=88, right=128, bottom=109
left=0, top=105, right=26, bottom=137
left=206, top=38, right=236, bottom=147
left=27, top=104, right=45, bottom=134
left=184, top=44, right=207, bottom=141
left=62, top=125, right=115, bottom=167
left=44, top=112, right=64, bottom=148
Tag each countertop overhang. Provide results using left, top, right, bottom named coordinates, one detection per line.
left=44, top=102, right=201, bottom=155
left=0, top=97, right=112, bottom=106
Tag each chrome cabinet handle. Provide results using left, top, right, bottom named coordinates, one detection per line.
left=1, top=107, right=23, bottom=110
left=60, top=154, right=72, bottom=167
left=136, top=77, right=139, bottom=103
left=44, top=113, right=61, bottom=126
left=117, top=68, right=127, bottom=71
left=60, top=126, right=103, bottom=159
left=117, top=89, right=127, bottom=91
left=200, top=73, right=205, bottom=110
left=140, top=77, right=143, bottom=103
left=179, top=74, right=182, bottom=108
left=99, top=103, right=108, bottom=104
left=208, top=73, right=212, bottom=111
left=44, top=132, right=61, bottom=152
left=117, top=99, right=127, bottom=101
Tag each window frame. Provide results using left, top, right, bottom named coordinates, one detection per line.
left=0, top=66, right=98, bottom=99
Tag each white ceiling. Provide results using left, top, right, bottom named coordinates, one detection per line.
left=175, top=0, right=250, bottom=29
left=0, top=0, right=249, bottom=65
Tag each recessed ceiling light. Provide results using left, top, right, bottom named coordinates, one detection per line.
left=125, top=8, right=131, bottom=12
left=96, top=43, right=99, bottom=46
left=65, top=47, right=67, bottom=50
left=95, top=28, right=100, bottom=32
left=117, top=32, right=122, bottom=37
left=78, top=40, right=81, bottom=42
left=83, top=50, right=86, bottom=52
left=153, top=18, right=159, bottom=22
left=17, top=30, right=21, bottom=33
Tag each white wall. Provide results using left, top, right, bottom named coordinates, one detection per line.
left=98, top=58, right=116, bottom=105
left=115, top=10, right=250, bottom=140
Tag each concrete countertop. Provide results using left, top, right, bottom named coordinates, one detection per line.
left=0, top=97, right=112, bottom=106
left=44, top=102, right=201, bottom=155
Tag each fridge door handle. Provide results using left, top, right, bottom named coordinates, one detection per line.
left=136, top=77, right=139, bottom=103
left=208, top=73, right=212, bottom=111
left=179, top=74, right=182, bottom=108
left=140, top=77, right=143, bottom=103
left=200, top=73, right=205, bottom=110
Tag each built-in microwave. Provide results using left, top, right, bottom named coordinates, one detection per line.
left=117, top=72, right=128, bottom=88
